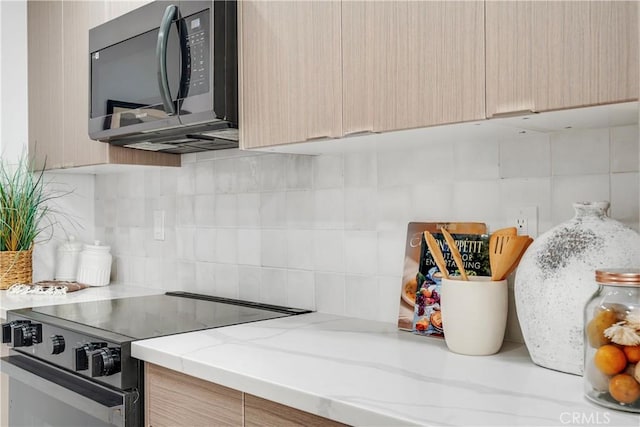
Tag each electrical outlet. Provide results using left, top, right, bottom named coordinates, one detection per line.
left=507, top=206, right=538, bottom=237
left=153, top=210, right=165, bottom=241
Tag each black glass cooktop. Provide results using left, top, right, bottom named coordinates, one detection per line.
left=31, top=292, right=310, bottom=340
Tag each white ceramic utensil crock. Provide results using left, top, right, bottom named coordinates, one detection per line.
left=76, top=241, right=112, bottom=287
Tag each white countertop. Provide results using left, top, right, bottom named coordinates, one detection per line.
left=132, top=312, right=639, bottom=427
left=0, top=283, right=163, bottom=319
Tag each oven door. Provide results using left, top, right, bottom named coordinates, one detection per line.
left=0, top=353, right=139, bottom=427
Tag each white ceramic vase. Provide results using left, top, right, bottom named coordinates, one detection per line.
left=515, top=201, right=640, bottom=375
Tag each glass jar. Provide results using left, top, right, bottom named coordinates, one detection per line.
left=584, top=268, right=640, bottom=413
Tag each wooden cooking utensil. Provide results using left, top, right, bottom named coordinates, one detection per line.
left=440, top=228, right=468, bottom=280
left=490, top=235, right=533, bottom=281
left=493, top=227, right=517, bottom=236
left=502, top=237, right=533, bottom=279
left=423, top=231, right=449, bottom=279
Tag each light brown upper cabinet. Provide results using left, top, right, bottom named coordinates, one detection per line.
left=28, top=0, right=179, bottom=170
left=486, top=1, right=639, bottom=117
left=239, top=1, right=343, bottom=149
left=342, top=1, right=485, bottom=135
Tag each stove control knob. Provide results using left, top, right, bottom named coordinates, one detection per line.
left=48, top=335, right=65, bottom=355
left=13, top=322, right=42, bottom=347
left=74, top=342, right=107, bottom=371
left=1, top=320, right=30, bottom=344
left=91, top=347, right=121, bottom=377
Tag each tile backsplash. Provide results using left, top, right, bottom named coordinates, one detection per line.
left=69, top=124, right=638, bottom=342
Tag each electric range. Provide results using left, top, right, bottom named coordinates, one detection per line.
left=1, top=292, right=311, bottom=427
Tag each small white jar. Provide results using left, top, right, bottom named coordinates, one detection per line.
left=76, top=241, right=112, bottom=287
left=55, top=236, right=84, bottom=281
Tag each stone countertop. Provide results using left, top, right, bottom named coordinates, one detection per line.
left=132, top=312, right=638, bottom=427
left=0, top=283, right=163, bottom=319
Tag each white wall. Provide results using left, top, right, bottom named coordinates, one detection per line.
left=0, top=0, right=28, bottom=164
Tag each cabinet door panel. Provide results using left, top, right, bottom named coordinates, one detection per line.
left=343, top=1, right=485, bottom=134
left=28, top=1, right=64, bottom=170
left=245, top=394, right=348, bottom=427
left=239, top=1, right=342, bottom=149
left=62, top=1, right=108, bottom=168
left=145, top=363, right=242, bottom=427
left=486, top=1, right=639, bottom=116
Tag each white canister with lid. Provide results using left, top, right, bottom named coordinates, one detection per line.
left=55, top=236, right=84, bottom=281
left=76, top=241, right=112, bottom=287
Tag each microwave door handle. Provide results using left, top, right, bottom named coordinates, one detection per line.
left=157, top=4, right=179, bottom=116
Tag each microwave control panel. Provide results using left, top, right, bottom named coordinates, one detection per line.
left=183, top=10, right=210, bottom=97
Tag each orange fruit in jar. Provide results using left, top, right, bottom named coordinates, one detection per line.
left=586, top=309, right=617, bottom=348
left=594, top=345, right=628, bottom=375
left=609, top=374, right=640, bottom=404
left=623, top=346, right=640, bottom=364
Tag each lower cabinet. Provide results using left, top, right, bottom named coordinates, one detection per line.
left=145, top=363, right=347, bottom=427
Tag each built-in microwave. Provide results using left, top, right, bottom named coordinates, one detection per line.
left=88, top=0, right=238, bottom=154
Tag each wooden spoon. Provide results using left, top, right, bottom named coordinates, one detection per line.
left=502, top=237, right=534, bottom=279
left=493, top=227, right=517, bottom=236
left=423, top=231, right=449, bottom=279
left=440, top=228, right=468, bottom=280
left=490, top=235, right=532, bottom=281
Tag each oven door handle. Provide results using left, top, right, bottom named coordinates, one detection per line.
left=1, top=354, right=136, bottom=427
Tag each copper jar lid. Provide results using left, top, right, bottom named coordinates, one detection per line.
left=595, top=268, right=640, bottom=286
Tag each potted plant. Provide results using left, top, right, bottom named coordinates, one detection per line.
left=0, top=156, right=56, bottom=289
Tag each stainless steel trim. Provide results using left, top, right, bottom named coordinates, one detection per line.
left=0, top=354, right=132, bottom=427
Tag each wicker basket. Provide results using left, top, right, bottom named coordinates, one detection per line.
left=0, top=249, right=33, bottom=290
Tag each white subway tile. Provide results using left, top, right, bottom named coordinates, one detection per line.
left=175, top=261, right=196, bottom=291
left=144, top=169, right=163, bottom=198
left=314, top=188, right=345, bottom=229
left=551, top=174, right=610, bottom=223
left=344, top=151, right=377, bottom=188
left=499, top=133, right=550, bottom=178
left=144, top=257, right=165, bottom=288
left=452, top=180, right=502, bottom=223
left=160, top=167, right=178, bottom=196
left=215, top=229, right=237, bottom=264
left=238, top=266, right=262, bottom=302
left=128, top=227, right=147, bottom=257
left=259, top=155, right=286, bottom=191
left=177, top=163, right=196, bottom=195
left=454, top=139, right=500, bottom=180
left=236, top=156, right=261, bottom=193
left=610, top=172, right=640, bottom=230
left=313, top=229, right=345, bottom=272
left=611, top=125, right=639, bottom=173
left=176, top=195, right=195, bottom=227
left=195, top=161, right=215, bottom=194
left=551, top=128, right=609, bottom=176
left=286, top=190, right=314, bottom=228
left=377, top=186, right=412, bottom=231
left=499, top=177, right=552, bottom=227
left=345, top=275, right=378, bottom=320
left=377, top=150, right=421, bottom=189
left=128, top=256, right=146, bottom=286
left=237, top=229, right=261, bottom=266
left=194, top=228, right=216, bottom=262
left=214, top=159, right=237, bottom=194
left=345, top=231, right=378, bottom=275
left=261, top=229, right=287, bottom=268
left=260, top=268, right=288, bottom=305
left=345, top=188, right=378, bottom=231
left=377, top=275, right=402, bottom=324
left=214, top=264, right=239, bottom=298
left=260, top=191, right=287, bottom=228
left=286, top=270, right=315, bottom=310
left=214, top=194, right=237, bottom=227
left=314, top=272, right=345, bottom=315
left=411, top=182, right=454, bottom=222
left=313, top=154, right=344, bottom=189
left=287, top=229, right=314, bottom=270
left=176, top=227, right=196, bottom=260
left=195, top=261, right=216, bottom=293
left=237, top=193, right=261, bottom=227
left=194, top=195, right=216, bottom=226
left=286, top=155, right=313, bottom=190
left=377, top=230, right=406, bottom=277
